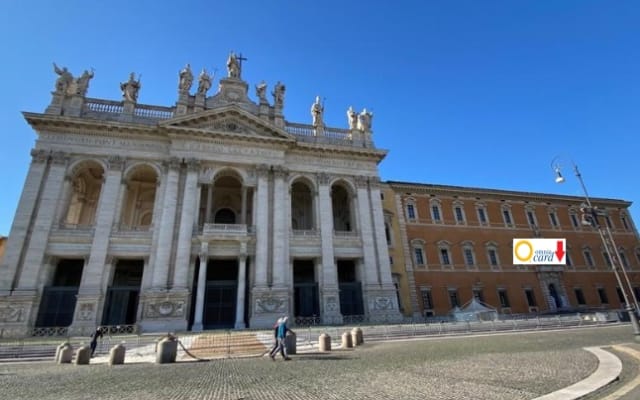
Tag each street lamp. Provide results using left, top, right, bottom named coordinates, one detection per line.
left=551, top=157, right=640, bottom=337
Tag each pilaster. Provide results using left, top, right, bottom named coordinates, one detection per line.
left=192, top=243, right=208, bottom=332
left=151, top=158, right=181, bottom=288
left=16, top=151, right=69, bottom=291
left=72, top=155, right=125, bottom=331
left=271, top=166, right=288, bottom=287
left=0, top=149, right=49, bottom=293
left=172, top=158, right=199, bottom=290
left=317, top=172, right=342, bottom=323
left=253, top=164, right=270, bottom=287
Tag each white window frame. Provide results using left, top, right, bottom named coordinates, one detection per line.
left=583, top=247, right=595, bottom=268
left=486, top=242, right=500, bottom=269
left=501, top=205, right=514, bottom=228
left=525, top=207, right=538, bottom=228
left=430, top=198, right=443, bottom=224
left=548, top=208, right=560, bottom=229
left=453, top=201, right=466, bottom=225
left=475, top=202, right=489, bottom=226
left=411, top=239, right=427, bottom=268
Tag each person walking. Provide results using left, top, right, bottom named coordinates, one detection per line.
left=269, top=316, right=293, bottom=361
left=90, top=327, right=103, bottom=358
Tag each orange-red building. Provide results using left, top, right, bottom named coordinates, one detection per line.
left=385, top=181, right=640, bottom=317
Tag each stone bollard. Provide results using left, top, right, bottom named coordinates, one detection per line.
left=75, top=345, right=91, bottom=365
left=156, top=336, right=178, bottom=364
left=55, top=342, right=70, bottom=362
left=109, top=344, right=126, bottom=365
left=285, top=332, right=296, bottom=355
left=341, top=331, right=353, bottom=348
left=58, top=343, right=73, bottom=364
left=351, top=327, right=363, bottom=345
left=318, top=333, right=331, bottom=352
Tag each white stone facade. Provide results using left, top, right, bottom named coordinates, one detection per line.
left=0, top=57, right=401, bottom=336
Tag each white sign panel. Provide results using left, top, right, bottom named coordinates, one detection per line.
left=512, top=238, right=566, bottom=265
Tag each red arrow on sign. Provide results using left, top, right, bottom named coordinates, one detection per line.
left=555, top=240, right=565, bottom=262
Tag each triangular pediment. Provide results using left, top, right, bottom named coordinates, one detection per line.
left=159, top=105, right=293, bottom=141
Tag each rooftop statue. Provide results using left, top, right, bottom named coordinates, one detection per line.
left=311, top=96, right=324, bottom=127
left=120, top=72, right=141, bottom=102
left=178, top=64, right=193, bottom=93
left=256, top=81, right=267, bottom=103
left=347, top=106, right=357, bottom=130
left=227, top=52, right=241, bottom=79
left=53, top=63, right=93, bottom=96
left=197, top=68, right=212, bottom=96
left=273, top=81, right=285, bottom=108
left=357, top=108, right=373, bottom=132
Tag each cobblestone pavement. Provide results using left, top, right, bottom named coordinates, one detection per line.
left=0, top=325, right=637, bottom=400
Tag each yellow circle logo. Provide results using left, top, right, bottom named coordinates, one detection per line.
left=514, top=240, right=534, bottom=262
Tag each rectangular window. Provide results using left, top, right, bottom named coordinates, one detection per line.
left=473, top=288, right=484, bottom=303
left=421, top=289, right=433, bottom=309
left=527, top=211, right=536, bottom=226
left=603, top=252, right=612, bottom=267
left=549, top=212, right=558, bottom=227
left=597, top=288, right=609, bottom=304
left=488, top=249, right=498, bottom=266
left=620, top=252, right=629, bottom=269
left=570, top=213, right=579, bottom=228
left=440, top=249, right=451, bottom=265
left=407, top=204, right=416, bottom=220
left=584, top=250, right=594, bottom=267
left=605, top=216, right=613, bottom=229
left=621, top=215, right=629, bottom=230
left=414, top=248, right=424, bottom=265
left=525, top=289, right=537, bottom=307
left=455, top=207, right=464, bottom=223
left=503, top=210, right=512, bottom=225
left=464, top=249, right=474, bottom=266
left=477, top=208, right=487, bottom=224
left=432, top=205, right=441, bottom=222
left=566, top=252, right=573, bottom=267
left=498, top=289, right=510, bottom=308
left=574, top=288, right=586, bottom=305
left=616, top=287, right=625, bottom=303
left=448, top=289, right=459, bottom=308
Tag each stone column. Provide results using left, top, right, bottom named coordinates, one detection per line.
left=192, top=243, right=208, bottom=332
left=111, top=178, right=128, bottom=230
left=72, top=156, right=125, bottom=332
left=0, top=150, right=49, bottom=293
left=235, top=247, right=248, bottom=329
left=317, top=173, right=341, bottom=323
left=355, top=176, right=378, bottom=287
left=367, top=178, right=402, bottom=323
left=143, top=177, right=163, bottom=290
left=272, top=166, right=288, bottom=287
left=240, top=186, right=247, bottom=224
left=205, top=185, right=213, bottom=224
left=16, top=152, right=70, bottom=292
left=172, top=158, right=199, bottom=290
left=151, top=158, right=181, bottom=288
left=53, top=175, right=73, bottom=227
left=253, top=165, right=270, bottom=287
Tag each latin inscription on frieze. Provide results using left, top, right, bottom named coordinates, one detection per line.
left=39, top=133, right=167, bottom=152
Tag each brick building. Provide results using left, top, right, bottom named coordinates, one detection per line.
left=386, top=181, right=640, bottom=317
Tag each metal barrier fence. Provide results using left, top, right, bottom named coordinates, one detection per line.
left=0, top=313, right=621, bottom=360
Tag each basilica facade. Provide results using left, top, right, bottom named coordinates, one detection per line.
left=0, top=55, right=401, bottom=336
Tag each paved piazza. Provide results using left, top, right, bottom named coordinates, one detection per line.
left=1, top=325, right=637, bottom=400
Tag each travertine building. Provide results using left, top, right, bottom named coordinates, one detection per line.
left=0, top=55, right=401, bottom=336
left=386, top=181, right=640, bottom=316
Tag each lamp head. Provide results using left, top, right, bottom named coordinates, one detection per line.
left=553, top=167, right=565, bottom=184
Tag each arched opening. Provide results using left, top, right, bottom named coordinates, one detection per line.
left=120, top=165, right=158, bottom=230
left=331, top=183, right=353, bottom=232
left=64, top=161, right=104, bottom=227
left=291, top=180, right=314, bottom=230
left=214, top=208, right=236, bottom=224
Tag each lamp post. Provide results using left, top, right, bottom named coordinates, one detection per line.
left=551, top=157, right=640, bottom=336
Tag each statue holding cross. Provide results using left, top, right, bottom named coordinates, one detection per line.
left=226, top=52, right=247, bottom=79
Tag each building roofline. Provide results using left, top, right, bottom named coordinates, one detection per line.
left=384, top=180, right=632, bottom=207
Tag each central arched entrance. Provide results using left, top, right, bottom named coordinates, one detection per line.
left=203, top=259, right=238, bottom=329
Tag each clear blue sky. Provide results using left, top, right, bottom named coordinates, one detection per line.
left=1, top=1, right=639, bottom=235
